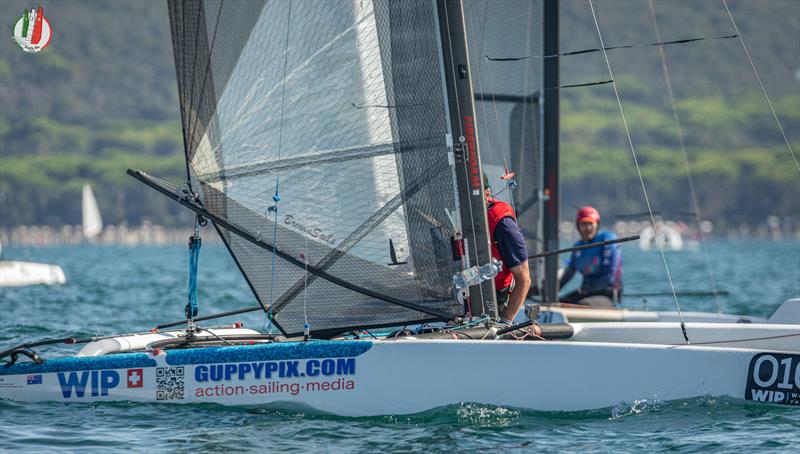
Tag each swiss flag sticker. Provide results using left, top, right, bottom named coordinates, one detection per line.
left=127, top=368, right=144, bottom=388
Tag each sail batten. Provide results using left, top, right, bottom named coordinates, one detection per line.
left=196, top=137, right=446, bottom=184
left=169, top=0, right=466, bottom=335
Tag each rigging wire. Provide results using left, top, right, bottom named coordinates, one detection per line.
left=587, top=0, right=689, bottom=344
left=303, top=235, right=310, bottom=341
left=265, top=0, right=293, bottom=333
left=647, top=0, right=722, bottom=313
left=471, top=0, right=518, bottom=213
left=441, top=0, right=486, bottom=316
left=722, top=0, right=799, bottom=172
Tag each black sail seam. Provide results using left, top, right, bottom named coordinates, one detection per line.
left=484, top=33, right=739, bottom=61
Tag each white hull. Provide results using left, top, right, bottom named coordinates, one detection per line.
left=537, top=305, right=765, bottom=324
left=537, top=298, right=799, bottom=325
left=0, top=260, right=66, bottom=287
left=1, top=323, right=798, bottom=415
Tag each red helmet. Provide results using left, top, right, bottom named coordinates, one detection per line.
left=575, top=206, right=600, bottom=226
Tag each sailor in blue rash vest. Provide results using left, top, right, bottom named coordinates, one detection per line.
left=558, top=206, right=622, bottom=307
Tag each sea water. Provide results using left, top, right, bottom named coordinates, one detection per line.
left=1, top=240, right=798, bottom=452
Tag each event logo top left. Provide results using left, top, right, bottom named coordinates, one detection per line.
left=13, top=6, right=52, bottom=53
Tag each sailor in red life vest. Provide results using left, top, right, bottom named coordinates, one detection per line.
left=484, top=174, right=531, bottom=324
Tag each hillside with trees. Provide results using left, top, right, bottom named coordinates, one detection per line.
left=0, top=0, right=797, bottom=231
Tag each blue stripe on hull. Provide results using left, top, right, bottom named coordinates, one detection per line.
left=0, top=353, right=157, bottom=376
left=165, top=340, right=373, bottom=365
left=0, top=341, right=372, bottom=376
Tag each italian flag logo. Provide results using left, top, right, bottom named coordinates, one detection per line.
left=13, top=6, right=52, bottom=53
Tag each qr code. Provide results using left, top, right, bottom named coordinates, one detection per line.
left=156, top=366, right=185, bottom=401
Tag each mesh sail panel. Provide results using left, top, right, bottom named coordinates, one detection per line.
left=169, top=0, right=462, bottom=335
left=465, top=0, right=545, bottom=257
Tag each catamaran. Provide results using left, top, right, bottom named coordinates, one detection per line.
left=1, top=0, right=797, bottom=415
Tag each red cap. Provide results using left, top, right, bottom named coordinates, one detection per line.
left=576, top=206, right=600, bottom=225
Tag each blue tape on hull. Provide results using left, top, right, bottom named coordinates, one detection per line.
left=165, top=340, right=373, bottom=366
left=0, top=341, right=373, bottom=376
left=0, top=353, right=157, bottom=376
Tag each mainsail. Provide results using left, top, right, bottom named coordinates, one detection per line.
left=167, top=0, right=469, bottom=336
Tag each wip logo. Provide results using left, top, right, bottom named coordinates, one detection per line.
left=13, top=6, right=52, bottom=53
left=57, top=369, right=144, bottom=398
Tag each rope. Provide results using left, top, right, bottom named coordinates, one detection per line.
left=265, top=0, right=293, bottom=333
left=647, top=0, right=722, bottom=313
left=722, top=0, right=799, bottom=172
left=195, top=327, right=235, bottom=346
left=303, top=235, right=310, bottom=341
left=587, top=0, right=689, bottom=344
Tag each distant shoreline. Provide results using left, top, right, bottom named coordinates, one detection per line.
left=1, top=219, right=797, bottom=247
left=0, top=221, right=221, bottom=246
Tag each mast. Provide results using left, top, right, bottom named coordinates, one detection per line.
left=436, top=0, right=497, bottom=318
left=542, top=0, right=560, bottom=304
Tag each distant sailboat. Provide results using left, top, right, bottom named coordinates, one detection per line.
left=639, top=221, right=684, bottom=252
left=0, top=181, right=91, bottom=287
left=82, top=184, right=103, bottom=240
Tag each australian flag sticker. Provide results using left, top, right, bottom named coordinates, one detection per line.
left=26, top=374, right=42, bottom=385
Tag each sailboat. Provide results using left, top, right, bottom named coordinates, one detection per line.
left=639, top=221, right=689, bottom=252
left=82, top=184, right=103, bottom=240
left=1, top=0, right=797, bottom=414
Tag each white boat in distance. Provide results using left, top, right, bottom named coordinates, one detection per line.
left=639, top=221, right=697, bottom=252
left=1, top=0, right=797, bottom=414
left=82, top=184, right=103, bottom=240
left=0, top=259, right=66, bottom=287
left=0, top=241, right=66, bottom=287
